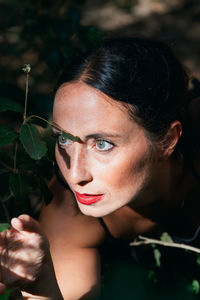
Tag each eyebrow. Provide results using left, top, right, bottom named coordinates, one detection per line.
left=85, top=133, right=122, bottom=140
left=52, top=122, right=79, bottom=141
left=52, top=122, right=122, bottom=141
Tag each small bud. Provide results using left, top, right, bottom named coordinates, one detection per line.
left=22, top=64, right=31, bottom=74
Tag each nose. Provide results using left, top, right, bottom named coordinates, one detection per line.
left=68, top=142, right=93, bottom=186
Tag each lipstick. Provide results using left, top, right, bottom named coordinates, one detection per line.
left=75, top=191, right=104, bottom=205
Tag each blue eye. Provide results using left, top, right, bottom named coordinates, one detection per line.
left=58, top=135, right=73, bottom=146
left=95, top=140, right=114, bottom=151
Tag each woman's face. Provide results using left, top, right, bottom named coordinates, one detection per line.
left=53, top=81, right=157, bottom=217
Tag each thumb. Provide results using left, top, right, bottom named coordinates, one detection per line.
left=11, top=214, right=43, bottom=235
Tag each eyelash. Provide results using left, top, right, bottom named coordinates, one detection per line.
left=95, top=139, right=114, bottom=152
left=52, top=132, right=72, bottom=147
left=52, top=133, right=115, bottom=153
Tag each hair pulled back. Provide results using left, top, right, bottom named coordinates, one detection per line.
left=57, top=37, right=188, bottom=143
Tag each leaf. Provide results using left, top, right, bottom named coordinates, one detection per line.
left=9, top=173, right=32, bottom=204
left=160, top=232, right=173, bottom=243
left=196, top=254, right=200, bottom=266
left=153, top=248, right=161, bottom=267
left=0, top=223, right=10, bottom=232
left=61, top=130, right=79, bottom=142
left=20, top=123, right=47, bottom=160
left=188, top=279, right=200, bottom=295
left=0, top=289, right=11, bottom=300
left=148, top=270, right=158, bottom=283
left=0, top=98, right=23, bottom=112
left=0, top=125, right=17, bottom=146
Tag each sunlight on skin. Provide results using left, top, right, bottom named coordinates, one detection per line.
left=53, top=81, right=164, bottom=218
left=0, top=215, right=49, bottom=290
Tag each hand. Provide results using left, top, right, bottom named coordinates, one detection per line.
left=0, top=214, right=50, bottom=294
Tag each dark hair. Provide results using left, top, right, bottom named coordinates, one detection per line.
left=57, top=37, right=188, bottom=145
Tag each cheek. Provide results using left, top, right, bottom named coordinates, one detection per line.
left=55, top=145, right=70, bottom=171
left=92, top=147, right=153, bottom=190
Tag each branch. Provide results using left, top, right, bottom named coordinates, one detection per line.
left=130, top=235, right=200, bottom=254
left=13, top=139, right=19, bottom=173
left=0, top=160, right=15, bottom=173
left=0, top=195, right=11, bottom=223
left=22, top=64, right=31, bottom=123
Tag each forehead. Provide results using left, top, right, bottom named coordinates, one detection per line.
left=53, top=81, right=141, bottom=137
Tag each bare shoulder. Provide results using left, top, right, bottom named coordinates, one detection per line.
left=39, top=176, right=107, bottom=248
left=39, top=176, right=106, bottom=299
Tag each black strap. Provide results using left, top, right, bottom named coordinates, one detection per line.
left=98, top=218, right=114, bottom=241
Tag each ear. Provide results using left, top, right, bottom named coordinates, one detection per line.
left=160, top=121, right=182, bottom=158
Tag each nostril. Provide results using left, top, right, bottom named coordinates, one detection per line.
left=78, top=179, right=93, bottom=187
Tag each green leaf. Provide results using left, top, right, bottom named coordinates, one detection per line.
left=188, top=279, right=200, bottom=295
left=153, top=248, right=161, bottom=267
left=0, top=223, right=10, bottom=232
left=61, top=130, right=79, bottom=142
left=0, top=98, right=23, bottom=112
left=148, top=270, right=158, bottom=283
left=0, top=125, right=17, bottom=146
left=0, top=289, right=11, bottom=300
left=9, top=173, right=32, bottom=203
left=20, top=124, right=47, bottom=160
left=160, top=232, right=173, bottom=243
left=196, top=254, right=200, bottom=266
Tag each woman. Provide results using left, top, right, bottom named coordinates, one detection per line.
left=0, top=37, right=200, bottom=299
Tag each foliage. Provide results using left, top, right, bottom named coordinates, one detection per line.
left=1, top=1, right=200, bottom=299
left=0, top=0, right=103, bottom=99
left=0, top=66, right=55, bottom=225
left=0, top=3, right=103, bottom=295
left=0, top=0, right=103, bottom=223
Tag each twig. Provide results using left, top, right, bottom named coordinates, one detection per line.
left=13, top=140, right=19, bottom=173
left=24, top=115, right=79, bottom=141
left=130, top=235, right=200, bottom=254
left=23, top=73, right=29, bottom=122
left=25, top=114, right=53, bottom=127
left=22, top=64, right=31, bottom=123
left=0, top=196, right=11, bottom=223
left=0, top=160, right=14, bottom=173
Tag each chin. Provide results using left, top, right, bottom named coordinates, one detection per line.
left=78, top=206, right=106, bottom=218
left=78, top=203, right=120, bottom=218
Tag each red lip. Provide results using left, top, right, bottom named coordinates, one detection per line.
left=75, top=191, right=104, bottom=205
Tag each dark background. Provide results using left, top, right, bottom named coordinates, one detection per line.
left=1, top=1, right=200, bottom=299
left=1, top=0, right=200, bottom=114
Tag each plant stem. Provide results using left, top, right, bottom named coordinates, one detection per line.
left=13, top=140, right=19, bottom=173
left=23, top=73, right=29, bottom=123
left=130, top=235, right=200, bottom=254
left=0, top=160, right=15, bottom=173
left=25, top=114, right=53, bottom=126
left=0, top=196, right=11, bottom=223
left=24, top=115, right=79, bottom=141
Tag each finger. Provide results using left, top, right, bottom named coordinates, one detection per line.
left=0, top=282, right=7, bottom=294
left=0, top=230, right=7, bottom=248
left=11, top=215, right=43, bottom=235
